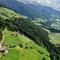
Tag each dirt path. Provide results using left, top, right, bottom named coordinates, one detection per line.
left=0, top=29, right=6, bottom=48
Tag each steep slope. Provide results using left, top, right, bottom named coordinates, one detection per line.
left=0, top=6, right=60, bottom=60
left=0, top=6, right=50, bottom=60
left=0, top=29, right=50, bottom=60
left=0, top=7, right=49, bottom=46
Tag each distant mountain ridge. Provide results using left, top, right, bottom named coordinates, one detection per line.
left=0, top=0, right=60, bottom=19
left=17, top=0, right=60, bottom=11
left=0, top=0, right=60, bottom=30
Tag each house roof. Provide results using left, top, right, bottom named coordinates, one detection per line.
left=0, top=48, right=6, bottom=52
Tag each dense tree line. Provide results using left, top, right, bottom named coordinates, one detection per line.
left=0, top=18, right=49, bottom=45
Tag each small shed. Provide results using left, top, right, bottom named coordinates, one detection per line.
left=0, top=48, right=6, bottom=53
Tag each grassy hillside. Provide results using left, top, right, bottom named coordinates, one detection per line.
left=0, top=29, right=50, bottom=60
left=0, top=6, right=50, bottom=60
left=0, top=6, right=49, bottom=47
left=0, top=6, right=60, bottom=60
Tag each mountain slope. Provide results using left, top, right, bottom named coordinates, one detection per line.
left=0, top=6, right=50, bottom=60
left=0, top=6, right=60, bottom=60
left=0, top=0, right=60, bottom=31
left=0, top=0, right=60, bottom=19
left=1, top=29, right=50, bottom=60
left=0, top=0, right=40, bottom=19
left=18, top=0, right=60, bottom=11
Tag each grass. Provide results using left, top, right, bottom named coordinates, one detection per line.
left=0, top=47, right=50, bottom=60
left=0, top=48, right=20, bottom=60
left=0, top=47, right=45, bottom=60
left=17, top=47, right=42, bottom=60
left=0, top=29, right=50, bottom=60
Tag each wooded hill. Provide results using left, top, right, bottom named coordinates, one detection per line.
left=0, top=6, right=60, bottom=60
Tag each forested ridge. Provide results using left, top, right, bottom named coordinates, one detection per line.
left=0, top=6, right=60, bottom=60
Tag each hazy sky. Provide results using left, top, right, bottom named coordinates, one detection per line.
left=17, top=0, right=60, bottom=5
left=17, top=0, right=60, bottom=11
left=17, top=0, right=59, bottom=4
left=17, top=0, right=60, bottom=6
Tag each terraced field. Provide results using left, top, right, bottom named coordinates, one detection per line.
left=49, top=33, right=60, bottom=45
